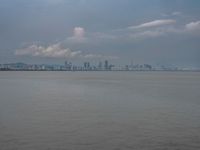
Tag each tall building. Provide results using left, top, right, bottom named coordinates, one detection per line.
left=104, top=60, right=108, bottom=70
left=64, top=61, right=72, bottom=71
left=65, top=61, right=68, bottom=67
left=84, top=62, right=90, bottom=70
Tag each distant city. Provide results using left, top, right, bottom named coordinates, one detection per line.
left=0, top=60, right=199, bottom=71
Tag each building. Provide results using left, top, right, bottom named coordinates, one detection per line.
left=104, top=60, right=108, bottom=70
left=64, top=61, right=72, bottom=71
left=84, top=62, right=90, bottom=70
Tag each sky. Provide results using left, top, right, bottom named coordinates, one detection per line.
left=0, top=0, right=200, bottom=67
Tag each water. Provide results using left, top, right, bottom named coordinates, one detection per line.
left=0, top=71, right=200, bottom=150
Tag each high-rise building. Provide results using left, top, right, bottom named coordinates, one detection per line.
left=65, top=61, right=68, bottom=67
left=64, top=61, right=72, bottom=71
left=104, top=60, right=108, bottom=70
left=84, top=62, right=90, bottom=70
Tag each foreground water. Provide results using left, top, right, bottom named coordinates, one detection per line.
left=0, top=71, right=200, bottom=150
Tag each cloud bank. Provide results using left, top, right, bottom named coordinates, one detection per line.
left=128, top=19, right=176, bottom=29
left=125, top=19, right=200, bottom=39
left=185, top=21, right=200, bottom=31
left=15, top=43, right=118, bottom=59
left=15, top=43, right=82, bottom=58
left=15, top=19, right=200, bottom=60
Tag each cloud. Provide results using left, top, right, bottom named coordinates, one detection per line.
left=162, top=12, right=182, bottom=17
left=15, top=43, right=118, bottom=59
left=92, top=32, right=117, bottom=40
left=129, top=20, right=200, bottom=39
left=128, top=19, right=176, bottom=29
left=15, top=20, right=200, bottom=60
left=129, top=20, right=200, bottom=40
left=15, top=26, right=119, bottom=60
left=185, top=21, right=200, bottom=32
left=172, top=11, right=182, bottom=16
left=84, top=54, right=119, bottom=59
left=15, top=43, right=82, bottom=58
left=130, top=30, right=165, bottom=39
left=129, top=26, right=182, bottom=40
left=73, top=27, right=85, bottom=38
left=67, top=27, right=88, bottom=43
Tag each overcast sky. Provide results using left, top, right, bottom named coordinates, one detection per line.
left=0, top=0, right=200, bottom=67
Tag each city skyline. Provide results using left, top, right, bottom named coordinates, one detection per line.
left=1, top=60, right=197, bottom=71
left=0, top=0, right=200, bottom=67
left=0, top=60, right=153, bottom=71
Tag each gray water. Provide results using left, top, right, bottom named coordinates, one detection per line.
left=0, top=71, right=200, bottom=150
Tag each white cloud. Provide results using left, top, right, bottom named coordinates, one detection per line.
left=15, top=43, right=82, bottom=58
left=172, top=11, right=182, bottom=16
left=128, top=19, right=176, bottom=29
left=67, top=27, right=87, bottom=43
left=84, top=54, right=119, bottom=59
left=93, top=32, right=117, bottom=40
left=130, top=30, right=165, bottom=39
left=129, top=26, right=181, bottom=40
left=161, top=13, right=169, bottom=17
left=129, top=20, right=200, bottom=39
left=162, top=12, right=182, bottom=17
left=73, top=27, right=85, bottom=38
left=15, top=43, right=118, bottom=59
left=185, top=21, right=200, bottom=32
left=15, top=26, right=119, bottom=59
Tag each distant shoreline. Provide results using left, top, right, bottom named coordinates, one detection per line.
left=0, top=70, right=199, bottom=72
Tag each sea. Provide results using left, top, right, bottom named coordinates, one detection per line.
left=0, top=71, right=200, bottom=150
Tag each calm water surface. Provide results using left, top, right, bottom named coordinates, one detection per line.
left=0, top=71, right=200, bottom=150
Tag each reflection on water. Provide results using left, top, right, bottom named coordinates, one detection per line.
left=0, top=71, right=200, bottom=150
